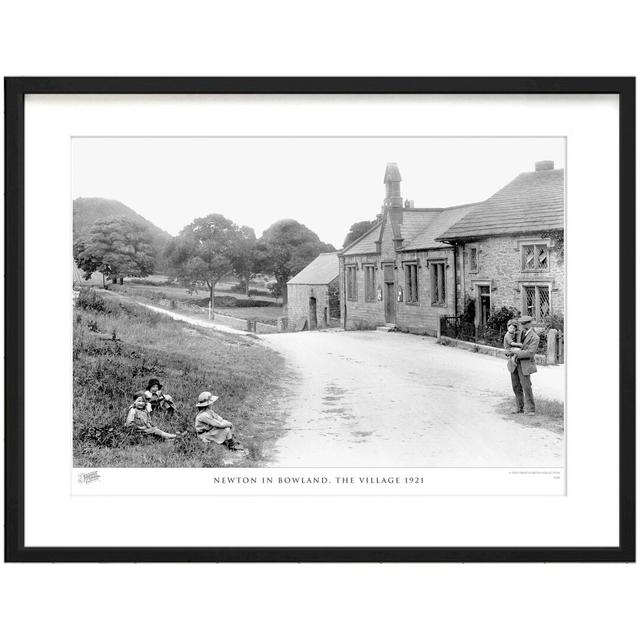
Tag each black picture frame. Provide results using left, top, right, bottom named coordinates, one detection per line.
left=4, top=77, right=635, bottom=563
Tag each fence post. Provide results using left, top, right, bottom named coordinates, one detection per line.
left=547, top=328, right=558, bottom=365
left=437, top=316, right=442, bottom=340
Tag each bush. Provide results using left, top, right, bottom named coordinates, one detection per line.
left=461, top=296, right=475, bottom=324
left=485, top=306, right=520, bottom=332
left=544, top=313, right=565, bottom=333
left=267, top=281, right=283, bottom=298
left=227, top=283, right=265, bottom=296
left=76, top=288, right=108, bottom=313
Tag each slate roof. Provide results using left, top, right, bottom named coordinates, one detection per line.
left=341, top=206, right=480, bottom=255
left=399, top=209, right=441, bottom=244
left=342, top=223, right=382, bottom=256
left=287, top=252, right=340, bottom=285
left=402, top=203, right=481, bottom=250
left=436, top=168, right=564, bottom=241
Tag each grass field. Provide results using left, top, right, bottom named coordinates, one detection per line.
left=73, top=289, right=288, bottom=467
left=111, top=281, right=285, bottom=325
left=199, top=305, right=284, bottom=324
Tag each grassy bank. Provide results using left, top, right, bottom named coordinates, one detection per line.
left=73, top=289, right=288, bottom=467
left=495, top=397, right=564, bottom=435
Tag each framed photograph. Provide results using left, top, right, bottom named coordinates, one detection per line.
left=4, top=77, right=635, bottom=562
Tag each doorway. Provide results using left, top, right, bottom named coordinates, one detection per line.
left=309, top=297, right=317, bottom=330
left=383, top=264, right=395, bottom=324
left=478, top=285, right=491, bottom=326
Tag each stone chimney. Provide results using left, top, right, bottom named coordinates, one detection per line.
left=383, top=162, right=403, bottom=245
left=535, top=160, right=555, bottom=171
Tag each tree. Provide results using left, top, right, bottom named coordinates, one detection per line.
left=229, top=225, right=258, bottom=297
left=256, top=219, right=335, bottom=306
left=342, top=219, right=379, bottom=248
left=73, top=217, right=156, bottom=285
left=165, top=213, right=243, bottom=316
left=540, top=229, right=564, bottom=265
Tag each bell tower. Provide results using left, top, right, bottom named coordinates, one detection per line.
left=383, top=162, right=404, bottom=246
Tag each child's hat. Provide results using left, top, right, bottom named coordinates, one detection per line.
left=147, top=378, right=163, bottom=390
left=196, top=391, right=219, bottom=408
left=133, top=390, right=147, bottom=400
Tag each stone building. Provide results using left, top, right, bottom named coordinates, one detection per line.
left=339, top=161, right=564, bottom=335
left=437, top=160, right=565, bottom=326
left=287, top=252, right=340, bottom=331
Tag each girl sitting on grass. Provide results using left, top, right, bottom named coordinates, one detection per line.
left=126, top=391, right=177, bottom=440
left=144, top=378, right=177, bottom=415
left=194, top=391, right=243, bottom=451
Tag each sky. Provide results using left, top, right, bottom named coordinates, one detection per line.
left=72, top=137, right=565, bottom=248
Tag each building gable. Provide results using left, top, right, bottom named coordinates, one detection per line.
left=341, top=223, right=382, bottom=256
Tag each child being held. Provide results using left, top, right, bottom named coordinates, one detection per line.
left=503, top=318, right=523, bottom=372
left=126, top=391, right=177, bottom=439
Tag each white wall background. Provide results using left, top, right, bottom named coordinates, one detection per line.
left=1, top=2, right=638, bottom=640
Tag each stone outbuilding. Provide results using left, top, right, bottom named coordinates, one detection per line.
left=287, top=252, right=340, bottom=331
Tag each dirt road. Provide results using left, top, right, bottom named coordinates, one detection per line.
left=261, top=330, right=565, bottom=468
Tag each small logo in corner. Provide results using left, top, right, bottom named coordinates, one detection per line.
left=78, top=470, right=101, bottom=484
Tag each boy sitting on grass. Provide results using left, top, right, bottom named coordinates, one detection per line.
left=194, top=391, right=243, bottom=451
left=126, top=391, right=177, bottom=440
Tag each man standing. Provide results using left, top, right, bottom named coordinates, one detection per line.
left=511, top=315, right=540, bottom=415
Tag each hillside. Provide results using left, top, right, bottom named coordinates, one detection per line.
left=73, top=197, right=172, bottom=269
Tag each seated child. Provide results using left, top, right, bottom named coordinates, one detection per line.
left=144, top=378, right=176, bottom=415
left=503, top=318, right=523, bottom=372
left=126, top=391, right=177, bottom=439
left=194, top=391, right=243, bottom=451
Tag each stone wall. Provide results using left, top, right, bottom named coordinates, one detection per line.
left=395, top=248, right=457, bottom=335
left=340, top=243, right=458, bottom=335
left=287, top=279, right=337, bottom=331
left=457, top=234, right=565, bottom=320
left=340, top=254, right=386, bottom=330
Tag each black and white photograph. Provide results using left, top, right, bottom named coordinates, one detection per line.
left=7, top=77, right=632, bottom=563
left=72, top=137, right=566, bottom=473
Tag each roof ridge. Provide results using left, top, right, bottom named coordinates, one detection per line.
left=440, top=200, right=485, bottom=211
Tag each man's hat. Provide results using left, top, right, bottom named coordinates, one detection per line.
left=519, top=315, right=533, bottom=324
left=196, top=391, right=219, bottom=408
